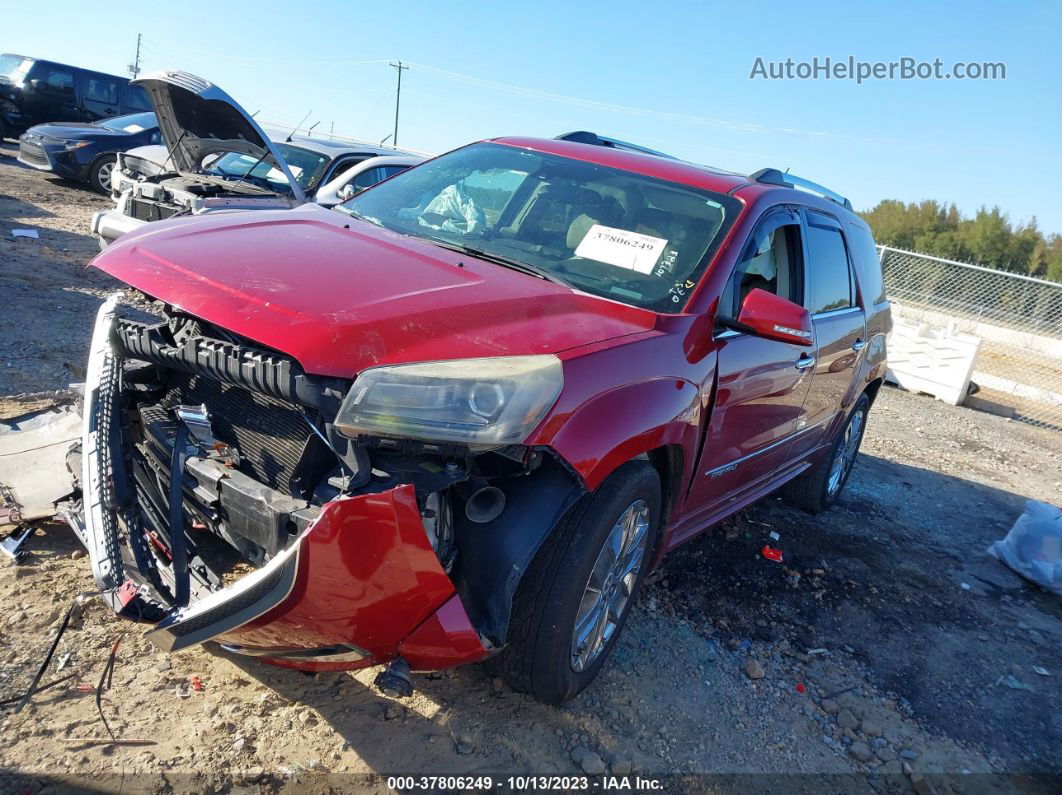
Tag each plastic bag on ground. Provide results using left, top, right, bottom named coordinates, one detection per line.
left=987, top=500, right=1062, bottom=596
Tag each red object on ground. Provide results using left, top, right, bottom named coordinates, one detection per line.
left=795, top=682, right=806, bottom=693
left=190, top=676, right=204, bottom=691
left=762, top=545, right=784, bottom=562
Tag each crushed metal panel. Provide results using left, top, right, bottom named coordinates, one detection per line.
left=0, top=404, right=80, bottom=523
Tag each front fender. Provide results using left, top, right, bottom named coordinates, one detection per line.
left=539, top=376, right=705, bottom=493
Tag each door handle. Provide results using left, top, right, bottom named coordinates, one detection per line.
left=852, top=338, right=866, bottom=352
left=795, top=354, right=816, bottom=370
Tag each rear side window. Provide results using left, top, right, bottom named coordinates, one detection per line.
left=124, top=84, right=152, bottom=112
left=85, top=76, right=118, bottom=104
left=845, top=224, right=887, bottom=305
left=805, top=213, right=854, bottom=314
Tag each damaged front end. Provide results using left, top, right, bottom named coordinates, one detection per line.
left=79, top=297, right=582, bottom=672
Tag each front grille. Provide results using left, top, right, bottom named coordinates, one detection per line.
left=18, top=140, right=49, bottom=167
left=163, top=372, right=315, bottom=495
left=128, top=197, right=180, bottom=223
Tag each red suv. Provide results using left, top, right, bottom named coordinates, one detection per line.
left=80, top=127, right=889, bottom=704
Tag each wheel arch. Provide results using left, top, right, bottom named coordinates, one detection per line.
left=644, top=444, right=684, bottom=532
left=86, top=151, right=117, bottom=187
left=864, top=375, right=885, bottom=406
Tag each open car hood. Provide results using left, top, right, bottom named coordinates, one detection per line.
left=131, top=70, right=305, bottom=203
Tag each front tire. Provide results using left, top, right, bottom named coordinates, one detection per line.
left=783, top=391, right=870, bottom=513
left=496, top=461, right=661, bottom=704
left=89, top=155, right=116, bottom=195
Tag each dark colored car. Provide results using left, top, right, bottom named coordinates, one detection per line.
left=17, top=112, right=160, bottom=193
left=79, top=130, right=889, bottom=704
left=0, top=54, right=152, bottom=140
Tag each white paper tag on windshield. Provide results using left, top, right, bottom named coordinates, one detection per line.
left=575, top=224, right=667, bottom=274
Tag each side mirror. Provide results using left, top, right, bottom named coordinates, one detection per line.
left=337, top=183, right=360, bottom=201
left=27, top=78, right=41, bottom=91
left=724, top=288, right=814, bottom=346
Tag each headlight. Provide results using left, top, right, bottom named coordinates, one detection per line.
left=64, top=140, right=91, bottom=150
left=334, top=356, right=563, bottom=447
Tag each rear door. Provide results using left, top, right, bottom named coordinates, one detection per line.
left=685, top=207, right=815, bottom=518
left=80, top=73, right=121, bottom=121
left=787, top=209, right=866, bottom=460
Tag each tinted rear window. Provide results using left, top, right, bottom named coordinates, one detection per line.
left=124, top=84, right=152, bottom=112
left=846, top=224, right=887, bottom=305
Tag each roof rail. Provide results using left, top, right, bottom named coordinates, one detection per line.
left=555, top=131, right=676, bottom=160
left=750, top=168, right=851, bottom=209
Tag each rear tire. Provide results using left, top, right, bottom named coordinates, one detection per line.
left=89, top=155, right=116, bottom=195
left=495, top=461, right=661, bottom=704
left=782, top=392, right=870, bottom=514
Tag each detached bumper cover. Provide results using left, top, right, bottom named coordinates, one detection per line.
left=80, top=297, right=489, bottom=671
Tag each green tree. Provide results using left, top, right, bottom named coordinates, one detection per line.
left=859, top=200, right=1060, bottom=283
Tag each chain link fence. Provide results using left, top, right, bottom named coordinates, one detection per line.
left=879, top=245, right=1062, bottom=429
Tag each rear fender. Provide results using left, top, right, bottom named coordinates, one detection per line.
left=852, top=331, right=888, bottom=405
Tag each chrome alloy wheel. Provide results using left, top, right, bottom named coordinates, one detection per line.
left=570, top=499, right=650, bottom=672
left=827, top=408, right=865, bottom=497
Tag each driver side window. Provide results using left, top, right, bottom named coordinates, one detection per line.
left=723, top=213, right=804, bottom=318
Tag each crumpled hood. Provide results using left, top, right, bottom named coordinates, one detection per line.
left=131, top=70, right=305, bottom=202
left=90, top=204, right=657, bottom=378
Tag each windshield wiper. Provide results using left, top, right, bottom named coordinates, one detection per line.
left=336, top=207, right=382, bottom=227
left=421, top=237, right=574, bottom=288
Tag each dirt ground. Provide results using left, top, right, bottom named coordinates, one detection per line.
left=1, top=145, right=1060, bottom=793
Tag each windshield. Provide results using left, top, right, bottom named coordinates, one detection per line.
left=0, top=54, right=32, bottom=83
left=337, top=143, right=739, bottom=312
left=204, top=143, right=329, bottom=193
left=98, top=112, right=157, bottom=133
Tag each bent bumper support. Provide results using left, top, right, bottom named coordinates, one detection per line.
left=91, top=209, right=147, bottom=246
left=79, top=298, right=490, bottom=669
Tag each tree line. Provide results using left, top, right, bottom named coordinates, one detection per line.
left=859, top=200, right=1062, bottom=283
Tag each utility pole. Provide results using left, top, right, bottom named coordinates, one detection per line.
left=389, top=61, right=409, bottom=147
left=128, top=33, right=142, bottom=78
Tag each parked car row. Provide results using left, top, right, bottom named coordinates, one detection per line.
left=4, top=56, right=423, bottom=247
left=1, top=53, right=152, bottom=138
left=91, top=72, right=422, bottom=245
left=72, top=66, right=890, bottom=704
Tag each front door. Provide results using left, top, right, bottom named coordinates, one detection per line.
left=685, top=208, right=814, bottom=520
left=22, top=62, right=78, bottom=126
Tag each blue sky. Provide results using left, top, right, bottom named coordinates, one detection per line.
left=6, top=0, right=1061, bottom=233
